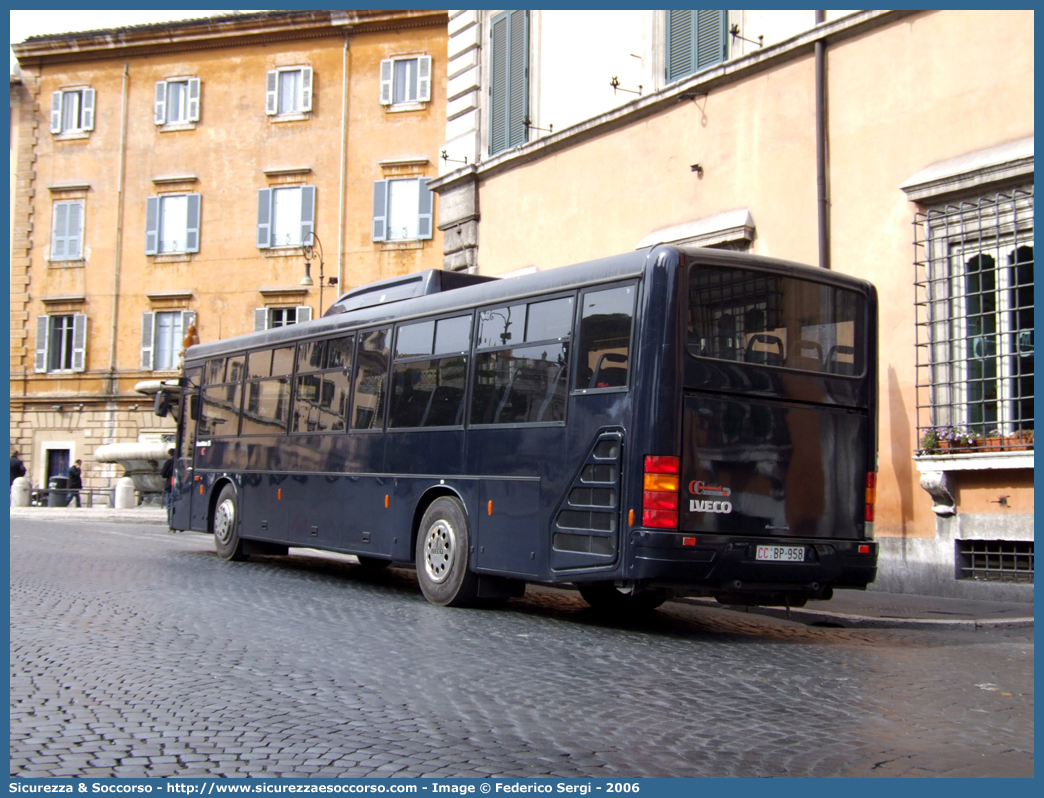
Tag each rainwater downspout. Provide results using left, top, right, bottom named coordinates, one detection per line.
left=814, top=11, right=830, bottom=270
left=106, top=62, right=130, bottom=444
left=337, top=34, right=349, bottom=299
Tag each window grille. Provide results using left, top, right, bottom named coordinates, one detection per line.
left=956, top=540, right=1033, bottom=583
left=914, top=186, right=1034, bottom=454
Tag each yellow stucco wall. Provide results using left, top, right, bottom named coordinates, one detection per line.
left=468, top=10, right=1034, bottom=539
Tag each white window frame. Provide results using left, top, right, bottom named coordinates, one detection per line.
left=254, top=306, right=313, bottom=331
left=256, top=186, right=315, bottom=249
left=379, top=55, right=432, bottom=109
left=154, top=77, right=201, bottom=127
left=141, top=310, right=196, bottom=372
left=265, top=66, right=313, bottom=118
left=50, top=88, right=95, bottom=136
left=371, top=177, right=434, bottom=242
left=35, top=313, right=87, bottom=373
left=50, top=199, right=84, bottom=261
left=145, top=194, right=201, bottom=255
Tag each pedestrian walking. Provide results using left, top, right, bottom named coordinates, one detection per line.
left=11, top=450, right=26, bottom=487
left=161, top=448, right=176, bottom=526
left=66, top=459, right=83, bottom=507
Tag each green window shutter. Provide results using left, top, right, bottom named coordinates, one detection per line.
left=185, top=193, right=201, bottom=253
left=145, top=197, right=160, bottom=255
left=372, top=180, right=388, bottom=241
left=35, top=316, right=50, bottom=373
left=696, top=10, right=727, bottom=70
left=154, top=81, right=167, bottom=125
left=141, top=312, right=155, bottom=370
left=667, top=10, right=726, bottom=83
left=71, top=313, right=87, bottom=372
left=187, top=78, right=201, bottom=122
left=256, top=188, right=272, bottom=248
left=489, top=10, right=529, bottom=156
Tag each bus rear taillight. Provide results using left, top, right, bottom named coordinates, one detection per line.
left=643, top=455, right=680, bottom=529
left=864, top=472, right=877, bottom=533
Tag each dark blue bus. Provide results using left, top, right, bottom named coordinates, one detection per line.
left=158, top=245, right=878, bottom=610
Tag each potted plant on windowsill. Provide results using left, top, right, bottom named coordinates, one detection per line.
left=982, top=429, right=1034, bottom=451
left=921, top=425, right=979, bottom=453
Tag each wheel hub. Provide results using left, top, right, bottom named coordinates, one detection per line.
left=423, top=520, right=455, bottom=584
left=214, top=499, right=235, bottom=545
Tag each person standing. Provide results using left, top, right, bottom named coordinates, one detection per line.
left=161, top=448, right=176, bottom=525
left=66, top=459, right=83, bottom=507
left=11, top=450, right=26, bottom=487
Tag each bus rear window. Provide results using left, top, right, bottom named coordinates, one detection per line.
left=687, top=265, right=865, bottom=376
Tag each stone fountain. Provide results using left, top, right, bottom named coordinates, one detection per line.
left=93, top=442, right=171, bottom=507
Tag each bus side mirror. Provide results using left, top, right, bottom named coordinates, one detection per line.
left=154, top=390, right=170, bottom=418
left=189, top=394, right=200, bottom=421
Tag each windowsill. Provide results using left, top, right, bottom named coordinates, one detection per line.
left=268, top=112, right=311, bottom=123
left=379, top=240, right=425, bottom=251
left=158, top=121, right=198, bottom=133
left=48, top=259, right=85, bottom=269
left=151, top=253, right=193, bottom=263
left=386, top=102, right=427, bottom=113
left=914, top=450, right=1034, bottom=471
left=53, top=130, right=91, bottom=141
left=260, top=247, right=306, bottom=258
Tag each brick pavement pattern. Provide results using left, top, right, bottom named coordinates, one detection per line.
left=10, top=519, right=1034, bottom=778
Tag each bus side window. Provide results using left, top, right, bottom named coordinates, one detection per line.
left=352, top=328, right=391, bottom=430
left=575, top=285, right=634, bottom=391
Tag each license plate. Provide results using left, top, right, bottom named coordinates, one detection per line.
left=756, top=545, right=805, bottom=562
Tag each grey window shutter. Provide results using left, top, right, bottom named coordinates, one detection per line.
left=145, top=196, right=160, bottom=255
left=51, top=92, right=63, bottom=133
left=154, top=80, right=167, bottom=124
left=62, top=201, right=83, bottom=259
left=300, top=185, right=316, bottom=246
left=180, top=311, right=196, bottom=361
left=489, top=10, right=529, bottom=155
left=300, top=66, right=313, bottom=112
left=256, top=188, right=272, bottom=248
left=81, top=89, right=95, bottom=131
left=418, top=56, right=432, bottom=102
left=185, top=193, right=201, bottom=253
left=35, top=316, right=50, bottom=373
left=187, top=78, right=201, bottom=122
left=696, top=10, right=727, bottom=70
left=296, top=306, right=312, bottom=323
left=141, top=312, right=155, bottom=370
left=417, top=178, right=434, bottom=240
left=52, top=202, right=68, bottom=259
left=372, top=180, right=388, bottom=241
left=379, top=59, right=394, bottom=105
left=71, top=313, right=87, bottom=372
left=666, top=10, right=695, bottom=83
left=254, top=308, right=269, bottom=331
left=266, top=70, right=278, bottom=115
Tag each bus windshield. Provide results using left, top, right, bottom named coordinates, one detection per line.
left=687, top=264, right=866, bottom=376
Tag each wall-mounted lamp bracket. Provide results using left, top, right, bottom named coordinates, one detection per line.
left=522, top=116, right=553, bottom=134
left=440, top=150, right=469, bottom=165
left=610, top=76, right=643, bottom=96
left=729, top=24, right=764, bottom=48
left=690, top=163, right=704, bottom=176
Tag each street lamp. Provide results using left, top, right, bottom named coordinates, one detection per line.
left=299, top=232, right=338, bottom=317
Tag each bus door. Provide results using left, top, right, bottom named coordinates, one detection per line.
left=171, top=367, right=202, bottom=531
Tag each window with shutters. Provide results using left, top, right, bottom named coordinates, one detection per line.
left=35, top=313, right=87, bottom=373
left=489, top=10, right=529, bottom=156
left=50, top=88, right=95, bottom=137
left=50, top=200, right=84, bottom=262
left=665, top=10, right=727, bottom=84
left=145, top=194, right=201, bottom=255
left=379, top=56, right=432, bottom=110
left=265, top=67, right=313, bottom=119
left=371, top=178, right=434, bottom=242
left=257, top=186, right=315, bottom=249
left=254, top=306, right=313, bottom=331
left=141, top=310, right=195, bottom=372
left=154, top=78, right=201, bottom=128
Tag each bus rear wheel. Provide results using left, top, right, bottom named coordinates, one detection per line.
left=212, top=484, right=248, bottom=561
left=578, top=582, right=667, bottom=613
left=415, top=497, right=478, bottom=607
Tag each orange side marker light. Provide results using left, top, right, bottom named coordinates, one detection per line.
left=488, top=500, right=493, bottom=516
left=385, top=495, right=389, bottom=509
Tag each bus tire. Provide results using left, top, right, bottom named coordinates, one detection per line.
left=212, top=484, right=248, bottom=562
left=357, top=556, right=391, bottom=570
left=415, top=497, right=478, bottom=607
left=578, top=582, right=667, bottom=613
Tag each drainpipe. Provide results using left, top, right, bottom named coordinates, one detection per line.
left=106, top=62, right=130, bottom=445
left=814, top=11, right=830, bottom=269
left=337, top=34, right=349, bottom=302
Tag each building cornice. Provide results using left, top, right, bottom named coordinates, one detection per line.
left=12, top=9, right=448, bottom=67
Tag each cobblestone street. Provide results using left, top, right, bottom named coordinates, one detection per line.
left=10, top=518, right=1034, bottom=778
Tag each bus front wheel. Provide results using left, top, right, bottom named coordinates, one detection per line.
left=415, top=497, right=478, bottom=607
left=212, top=484, right=248, bottom=561
left=578, top=582, right=667, bottom=613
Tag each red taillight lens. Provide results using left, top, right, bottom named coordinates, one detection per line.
left=643, top=455, right=680, bottom=530
left=644, top=455, right=680, bottom=474
left=858, top=544, right=870, bottom=554
left=865, top=504, right=875, bottom=522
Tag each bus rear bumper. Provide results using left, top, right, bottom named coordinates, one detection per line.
left=629, top=531, right=878, bottom=594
